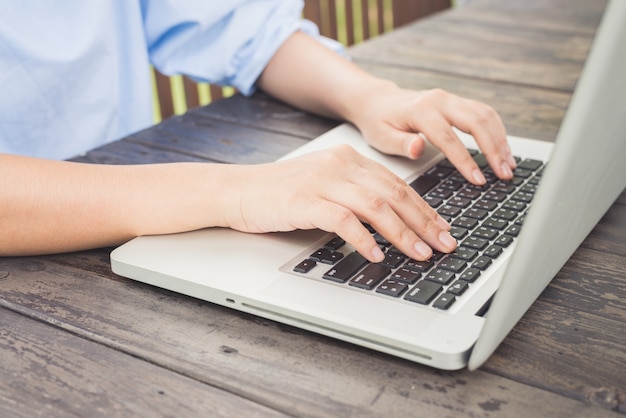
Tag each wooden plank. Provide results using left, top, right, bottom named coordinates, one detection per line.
left=348, top=0, right=605, bottom=91
left=124, top=111, right=310, bottom=165
left=0, top=307, right=287, bottom=418
left=69, top=139, right=212, bottom=165
left=0, top=259, right=620, bottom=417
left=188, top=93, right=339, bottom=140
left=467, top=0, right=607, bottom=35
left=485, top=298, right=626, bottom=413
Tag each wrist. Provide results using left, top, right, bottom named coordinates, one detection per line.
left=340, top=77, right=399, bottom=128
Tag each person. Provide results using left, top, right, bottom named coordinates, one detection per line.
left=0, top=1, right=516, bottom=262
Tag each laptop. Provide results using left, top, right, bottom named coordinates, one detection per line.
left=111, top=0, right=626, bottom=370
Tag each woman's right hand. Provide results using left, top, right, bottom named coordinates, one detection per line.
left=223, top=145, right=457, bottom=263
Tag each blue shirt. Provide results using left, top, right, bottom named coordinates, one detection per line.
left=0, top=0, right=342, bottom=159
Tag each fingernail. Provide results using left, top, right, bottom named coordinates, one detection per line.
left=472, top=169, right=486, bottom=185
left=438, top=231, right=457, bottom=251
left=501, top=162, right=513, bottom=179
left=414, top=241, right=432, bottom=259
left=371, top=246, right=385, bottom=262
left=436, top=215, right=451, bottom=230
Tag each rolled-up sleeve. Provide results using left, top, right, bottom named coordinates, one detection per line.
left=140, top=0, right=344, bottom=95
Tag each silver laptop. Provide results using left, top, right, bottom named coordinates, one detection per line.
left=111, top=0, right=626, bottom=371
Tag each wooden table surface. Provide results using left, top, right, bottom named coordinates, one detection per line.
left=1, top=0, right=624, bottom=416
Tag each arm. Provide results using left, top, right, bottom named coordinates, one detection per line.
left=0, top=149, right=452, bottom=262
left=0, top=155, right=238, bottom=256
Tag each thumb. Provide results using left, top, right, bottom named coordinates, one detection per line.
left=365, top=128, right=426, bottom=160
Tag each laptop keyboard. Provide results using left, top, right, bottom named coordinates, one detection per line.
left=287, top=150, right=544, bottom=311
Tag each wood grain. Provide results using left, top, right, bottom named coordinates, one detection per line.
left=0, top=308, right=287, bottom=418
left=0, top=256, right=621, bottom=417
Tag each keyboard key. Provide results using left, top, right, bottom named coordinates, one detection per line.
left=404, top=280, right=442, bottom=304
left=463, top=208, right=488, bottom=220
left=460, top=268, right=481, bottom=283
left=429, top=188, right=453, bottom=199
left=450, top=226, right=469, bottom=240
left=293, top=259, right=316, bottom=274
left=390, top=268, right=421, bottom=284
left=491, top=181, right=516, bottom=194
left=349, top=264, right=391, bottom=290
left=404, top=259, right=433, bottom=272
left=473, top=226, right=499, bottom=240
left=472, top=200, right=498, bottom=211
left=438, top=256, right=467, bottom=273
left=433, top=293, right=456, bottom=310
left=473, top=153, right=489, bottom=169
left=484, top=245, right=504, bottom=259
left=448, top=280, right=470, bottom=296
left=425, top=268, right=456, bottom=285
left=438, top=204, right=462, bottom=218
left=424, top=195, right=443, bottom=208
left=462, top=236, right=489, bottom=251
left=309, top=248, right=344, bottom=264
left=324, top=236, right=346, bottom=251
left=457, top=188, right=482, bottom=199
left=483, top=190, right=508, bottom=202
left=373, top=233, right=390, bottom=246
left=410, top=175, right=441, bottom=196
left=513, top=168, right=533, bottom=178
left=492, top=208, right=517, bottom=221
left=450, top=246, right=478, bottom=262
left=517, top=159, right=543, bottom=171
left=481, top=217, right=508, bottom=230
left=323, top=252, right=368, bottom=283
left=504, top=224, right=522, bottom=237
left=494, top=234, right=514, bottom=247
left=380, top=252, right=406, bottom=269
left=472, top=256, right=492, bottom=270
left=511, top=191, right=534, bottom=203
left=426, top=166, right=454, bottom=179
left=502, top=199, right=527, bottom=211
left=448, top=196, right=472, bottom=208
left=452, top=216, right=479, bottom=230
left=440, top=179, right=464, bottom=191
left=376, top=279, right=409, bottom=297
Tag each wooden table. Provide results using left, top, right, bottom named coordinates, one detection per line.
left=2, top=0, right=624, bottom=416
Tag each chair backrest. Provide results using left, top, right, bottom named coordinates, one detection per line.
left=153, top=0, right=451, bottom=121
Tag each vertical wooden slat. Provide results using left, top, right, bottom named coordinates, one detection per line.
left=392, top=0, right=450, bottom=28
left=345, top=0, right=355, bottom=45
left=154, top=70, right=175, bottom=120
left=376, top=0, right=385, bottom=35
left=303, top=1, right=323, bottom=29
left=209, top=84, right=224, bottom=103
left=183, top=77, right=200, bottom=110
left=327, top=0, right=338, bottom=40
left=360, top=0, right=370, bottom=40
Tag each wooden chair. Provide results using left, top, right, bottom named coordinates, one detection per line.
left=153, top=0, right=451, bottom=121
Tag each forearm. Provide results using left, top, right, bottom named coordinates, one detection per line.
left=0, top=155, right=242, bottom=256
left=257, top=31, right=396, bottom=124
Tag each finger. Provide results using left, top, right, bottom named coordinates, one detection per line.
left=365, top=127, right=427, bottom=160
left=367, top=175, right=458, bottom=256
left=443, top=98, right=516, bottom=179
left=323, top=163, right=457, bottom=259
left=416, top=111, right=487, bottom=185
left=307, top=200, right=385, bottom=262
